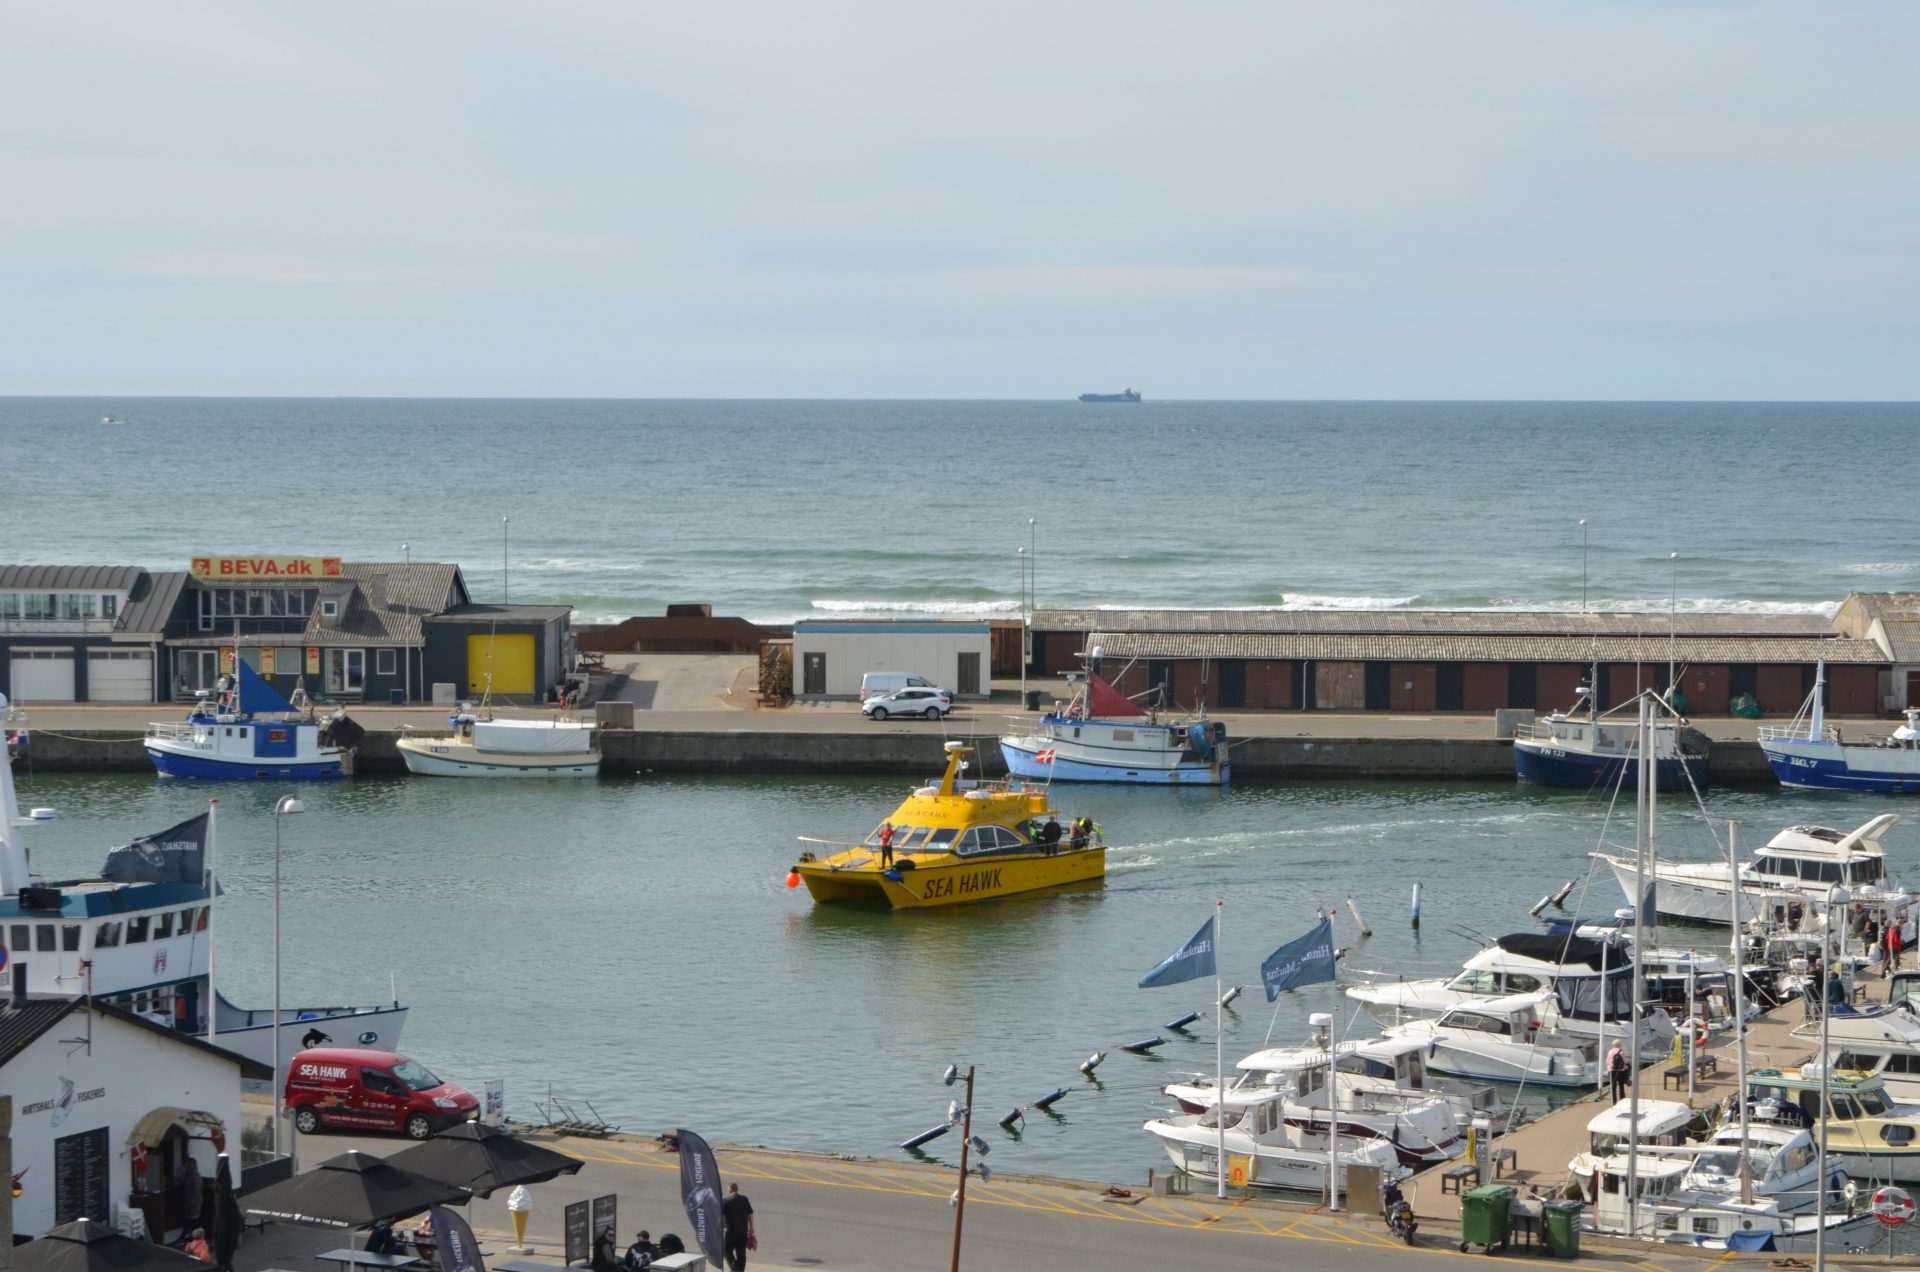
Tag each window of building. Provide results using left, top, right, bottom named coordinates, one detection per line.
left=321, top=599, right=340, bottom=619
left=326, top=648, right=364, bottom=694
left=0, top=594, right=18, bottom=619
left=102, top=594, right=118, bottom=618
left=377, top=648, right=396, bottom=676
left=23, top=593, right=56, bottom=619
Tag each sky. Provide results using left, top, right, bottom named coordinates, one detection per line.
left=2, top=2, right=1916, bottom=400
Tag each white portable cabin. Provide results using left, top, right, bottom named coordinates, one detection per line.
left=792, top=620, right=993, bottom=699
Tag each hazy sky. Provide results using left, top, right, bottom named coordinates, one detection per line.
left=3, top=3, right=1914, bottom=399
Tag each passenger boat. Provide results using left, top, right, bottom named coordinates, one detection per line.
left=791, top=741, right=1105, bottom=908
left=1512, top=684, right=1708, bottom=791
left=1595, top=813, right=1914, bottom=928
left=1000, top=664, right=1228, bottom=785
left=1379, top=993, right=1595, bottom=1087
left=1760, top=662, right=1920, bottom=793
left=145, top=660, right=361, bottom=780
left=1141, top=1095, right=1403, bottom=1195
left=1, top=691, right=406, bottom=1080
left=397, top=713, right=599, bottom=777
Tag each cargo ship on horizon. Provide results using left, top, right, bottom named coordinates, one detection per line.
left=1078, top=388, right=1141, bottom=403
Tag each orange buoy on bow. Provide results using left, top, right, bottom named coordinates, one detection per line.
left=785, top=870, right=801, bottom=889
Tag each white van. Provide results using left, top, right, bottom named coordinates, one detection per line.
left=859, top=671, right=940, bottom=699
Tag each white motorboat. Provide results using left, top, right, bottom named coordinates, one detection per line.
left=1586, top=1154, right=1876, bottom=1252
left=1347, top=930, right=1678, bottom=1053
left=1680, top=1120, right=1849, bottom=1217
left=1596, top=813, right=1913, bottom=927
left=2, top=691, right=406, bottom=1083
left=1000, top=663, right=1228, bottom=785
left=1817, top=1004, right=1920, bottom=1104
left=1159, top=1023, right=1469, bottom=1166
left=1759, top=662, right=1920, bottom=794
left=1381, top=994, right=1595, bottom=1087
left=398, top=714, right=600, bottom=777
left=1568, top=1098, right=1692, bottom=1200
left=1142, top=1091, right=1404, bottom=1194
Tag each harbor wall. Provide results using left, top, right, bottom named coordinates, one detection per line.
left=13, top=730, right=1778, bottom=782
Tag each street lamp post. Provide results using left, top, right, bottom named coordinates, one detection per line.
left=947, top=1063, right=976, bottom=1272
left=1579, top=518, right=1589, bottom=613
left=1017, top=548, right=1027, bottom=707
left=501, top=516, right=510, bottom=603
left=272, top=795, right=305, bottom=1158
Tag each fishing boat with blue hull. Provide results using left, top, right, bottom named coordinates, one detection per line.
left=1760, top=662, right=1920, bottom=793
left=145, top=659, right=362, bottom=780
left=1000, top=662, right=1228, bottom=785
left=1513, top=685, right=1708, bottom=792
left=2, top=691, right=406, bottom=1083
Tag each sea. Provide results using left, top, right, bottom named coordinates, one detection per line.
left=5, top=397, right=1920, bottom=1187
left=3, top=397, right=1916, bottom=622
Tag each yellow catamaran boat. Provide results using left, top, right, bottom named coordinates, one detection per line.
left=793, top=741, right=1106, bottom=908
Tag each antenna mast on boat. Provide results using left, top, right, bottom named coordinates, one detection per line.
left=1668, top=552, right=1678, bottom=698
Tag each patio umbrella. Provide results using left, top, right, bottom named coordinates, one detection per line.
left=385, top=1122, right=583, bottom=1199
left=241, top=1151, right=469, bottom=1229
left=14, top=1220, right=207, bottom=1272
left=209, top=1153, right=242, bottom=1272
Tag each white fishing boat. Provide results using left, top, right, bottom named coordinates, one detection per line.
left=1000, top=661, right=1228, bottom=785
left=1595, top=813, right=1914, bottom=927
left=2, top=691, right=406, bottom=1080
left=1381, top=994, right=1595, bottom=1087
left=1141, top=1091, right=1404, bottom=1194
left=397, top=713, right=599, bottom=777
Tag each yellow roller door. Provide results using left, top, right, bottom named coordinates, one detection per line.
left=468, top=632, right=536, bottom=696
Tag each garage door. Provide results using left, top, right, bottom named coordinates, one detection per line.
left=467, top=632, right=535, bottom=696
left=87, top=649, right=154, bottom=702
left=9, top=649, right=77, bottom=702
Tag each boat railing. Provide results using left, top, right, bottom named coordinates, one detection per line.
left=146, top=720, right=211, bottom=742
left=1758, top=723, right=1839, bottom=744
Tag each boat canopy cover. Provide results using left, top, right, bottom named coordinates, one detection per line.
left=237, top=658, right=298, bottom=715
left=471, top=719, right=595, bottom=755
left=1495, top=932, right=1615, bottom=971
left=1089, top=672, right=1146, bottom=719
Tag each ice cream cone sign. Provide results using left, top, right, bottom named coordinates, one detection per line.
left=508, top=1184, right=532, bottom=1252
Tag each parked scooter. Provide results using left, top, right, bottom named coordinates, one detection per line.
left=1383, top=1177, right=1418, bottom=1244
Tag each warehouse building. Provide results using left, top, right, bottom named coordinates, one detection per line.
left=791, top=619, right=992, bottom=699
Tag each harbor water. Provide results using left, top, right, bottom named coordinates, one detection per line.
left=13, top=766, right=1910, bottom=1184
left=3, top=397, right=1917, bottom=623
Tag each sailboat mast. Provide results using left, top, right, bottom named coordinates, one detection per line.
left=1628, top=693, right=1651, bottom=1236
left=1730, top=820, right=1752, bottom=1205
left=205, top=798, right=219, bottom=1040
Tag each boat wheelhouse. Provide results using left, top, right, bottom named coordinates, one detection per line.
left=1380, top=993, right=1595, bottom=1087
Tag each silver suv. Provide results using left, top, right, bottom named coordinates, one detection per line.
left=862, top=687, right=954, bottom=720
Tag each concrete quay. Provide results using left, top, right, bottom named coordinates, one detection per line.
left=4, top=652, right=1780, bottom=778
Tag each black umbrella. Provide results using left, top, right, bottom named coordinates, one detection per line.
left=14, top=1220, right=207, bottom=1272
left=385, top=1122, right=583, bottom=1198
left=209, top=1153, right=242, bottom=1272
left=241, top=1151, right=470, bottom=1228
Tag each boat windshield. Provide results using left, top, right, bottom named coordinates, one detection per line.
left=392, top=1059, right=444, bottom=1092
left=1196, top=1105, right=1246, bottom=1130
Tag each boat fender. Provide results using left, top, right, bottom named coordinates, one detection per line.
left=1547, top=1055, right=1555, bottom=1077
left=893, top=858, right=916, bottom=871
left=785, top=870, right=801, bottom=889
left=1164, top=1012, right=1201, bottom=1032
left=1033, top=1088, right=1067, bottom=1111
left=1080, top=1051, right=1107, bottom=1076
left=1219, top=985, right=1242, bottom=1009
left=883, top=869, right=904, bottom=882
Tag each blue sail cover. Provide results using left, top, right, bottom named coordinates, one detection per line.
left=236, top=658, right=298, bottom=715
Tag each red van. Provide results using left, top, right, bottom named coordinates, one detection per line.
left=285, top=1047, right=479, bottom=1140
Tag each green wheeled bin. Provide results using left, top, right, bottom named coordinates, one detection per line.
left=1458, top=1184, right=1516, bottom=1254
left=1542, top=1199, right=1583, bottom=1258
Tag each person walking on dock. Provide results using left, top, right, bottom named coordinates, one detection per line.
left=1605, top=1042, right=1628, bottom=1104
left=721, top=1183, right=754, bottom=1272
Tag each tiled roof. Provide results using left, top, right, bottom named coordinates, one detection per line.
left=303, top=563, right=465, bottom=646
left=0, top=995, right=271, bottom=1076
left=1842, top=592, right=1920, bottom=663
left=429, top=603, right=572, bottom=624
left=1087, top=631, right=1890, bottom=664
left=0, top=566, right=189, bottom=636
left=1041, top=607, right=1834, bottom=637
